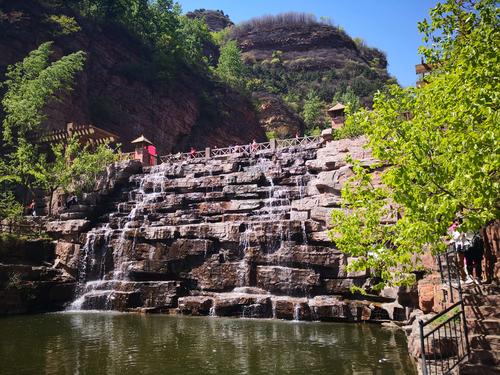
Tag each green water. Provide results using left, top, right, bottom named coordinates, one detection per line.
left=0, top=313, right=416, bottom=375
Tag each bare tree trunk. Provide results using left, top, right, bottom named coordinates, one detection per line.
left=48, top=189, right=55, bottom=217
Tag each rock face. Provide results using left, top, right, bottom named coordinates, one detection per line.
left=231, top=16, right=393, bottom=108
left=0, top=1, right=265, bottom=153
left=54, top=137, right=418, bottom=321
left=253, top=92, right=305, bottom=138
left=0, top=237, right=75, bottom=314
left=186, top=9, right=234, bottom=32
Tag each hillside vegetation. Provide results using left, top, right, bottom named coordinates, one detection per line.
left=192, top=12, right=396, bottom=136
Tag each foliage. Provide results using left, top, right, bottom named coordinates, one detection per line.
left=0, top=191, right=24, bottom=222
left=302, top=92, right=327, bottom=132
left=329, top=0, right=499, bottom=289
left=0, top=43, right=118, bottom=217
left=333, top=100, right=366, bottom=140
left=306, top=127, right=323, bottom=137
left=1, top=41, right=85, bottom=144
left=36, top=136, right=118, bottom=215
left=66, top=0, right=214, bottom=72
left=176, top=15, right=212, bottom=69
left=211, top=28, right=230, bottom=47
left=47, top=14, right=81, bottom=35
left=265, top=131, right=276, bottom=140
left=332, top=88, right=361, bottom=113
left=214, top=40, right=248, bottom=90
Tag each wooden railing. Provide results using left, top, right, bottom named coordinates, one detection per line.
left=159, top=136, right=322, bottom=163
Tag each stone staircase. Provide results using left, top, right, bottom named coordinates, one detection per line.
left=460, top=283, right=500, bottom=374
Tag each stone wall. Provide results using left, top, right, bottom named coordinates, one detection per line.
left=0, top=236, right=75, bottom=314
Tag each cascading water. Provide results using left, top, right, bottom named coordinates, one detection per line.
left=69, top=164, right=170, bottom=311
left=66, top=139, right=332, bottom=317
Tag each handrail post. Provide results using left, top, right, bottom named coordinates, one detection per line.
left=419, top=320, right=427, bottom=375
left=447, top=251, right=454, bottom=303
left=270, top=138, right=277, bottom=152
left=460, top=299, right=471, bottom=361
left=205, top=147, right=211, bottom=159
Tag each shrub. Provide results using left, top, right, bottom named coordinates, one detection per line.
left=47, top=14, right=81, bottom=35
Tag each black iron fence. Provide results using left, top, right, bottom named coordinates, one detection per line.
left=419, top=301, right=470, bottom=375
left=436, top=246, right=464, bottom=304
left=419, top=245, right=470, bottom=374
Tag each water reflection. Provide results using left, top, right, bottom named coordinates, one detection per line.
left=0, top=313, right=416, bottom=375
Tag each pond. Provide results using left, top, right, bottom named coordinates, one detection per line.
left=0, top=313, right=416, bottom=375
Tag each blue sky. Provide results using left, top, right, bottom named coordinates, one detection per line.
left=176, top=0, right=440, bottom=87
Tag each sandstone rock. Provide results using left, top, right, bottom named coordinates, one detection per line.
left=256, top=266, right=320, bottom=296
left=55, top=241, right=80, bottom=272
left=46, top=220, right=90, bottom=237
left=190, top=260, right=242, bottom=291
left=178, top=296, right=214, bottom=315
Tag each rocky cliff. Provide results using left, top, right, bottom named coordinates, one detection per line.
left=0, top=235, right=75, bottom=314
left=231, top=15, right=395, bottom=108
left=0, top=0, right=265, bottom=153
left=186, top=9, right=233, bottom=32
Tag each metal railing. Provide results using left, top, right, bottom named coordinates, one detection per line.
left=158, top=136, right=322, bottom=164
left=419, top=245, right=470, bottom=374
left=419, top=301, right=470, bottom=375
left=436, top=246, right=464, bottom=304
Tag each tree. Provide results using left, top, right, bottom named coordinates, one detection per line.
left=329, top=0, right=499, bottom=290
left=302, top=91, right=327, bottom=133
left=0, top=42, right=117, bottom=217
left=214, top=40, right=248, bottom=90
left=36, top=136, right=118, bottom=215
left=176, top=15, right=212, bottom=69
left=1, top=41, right=86, bottom=144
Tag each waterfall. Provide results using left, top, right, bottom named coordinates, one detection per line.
left=68, top=164, right=169, bottom=311
left=66, top=138, right=332, bottom=315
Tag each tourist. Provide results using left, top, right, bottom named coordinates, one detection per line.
left=189, top=147, right=197, bottom=158
left=448, top=218, right=482, bottom=284
left=28, top=199, right=36, bottom=217
left=448, top=219, right=468, bottom=283
left=251, top=139, right=258, bottom=153
left=66, top=194, right=78, bottom=209
left=464, top=232, right=484, bottom=283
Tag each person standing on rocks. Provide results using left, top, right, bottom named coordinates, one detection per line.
left=28, top=199, right=36, bottom=217
left=189, top=147, right=197, bottom=159
left=464, top=232, right=484, bottom=283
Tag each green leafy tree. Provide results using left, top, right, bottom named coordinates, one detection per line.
left=176, top=15, right=212, bottom=69
left=329, top=0, right=499, bottom=289
left=0, top=191, right=24, bottom=223
left=214, top=40, right=248, bottom=90
left=36, top=136, right=118, bottom=215
left=302, top=91, right=327, bottom=133
left=1, top=41, right=86, bottom=144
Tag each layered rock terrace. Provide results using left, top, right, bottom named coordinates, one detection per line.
left=52, top=137, right=417, bottom=321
